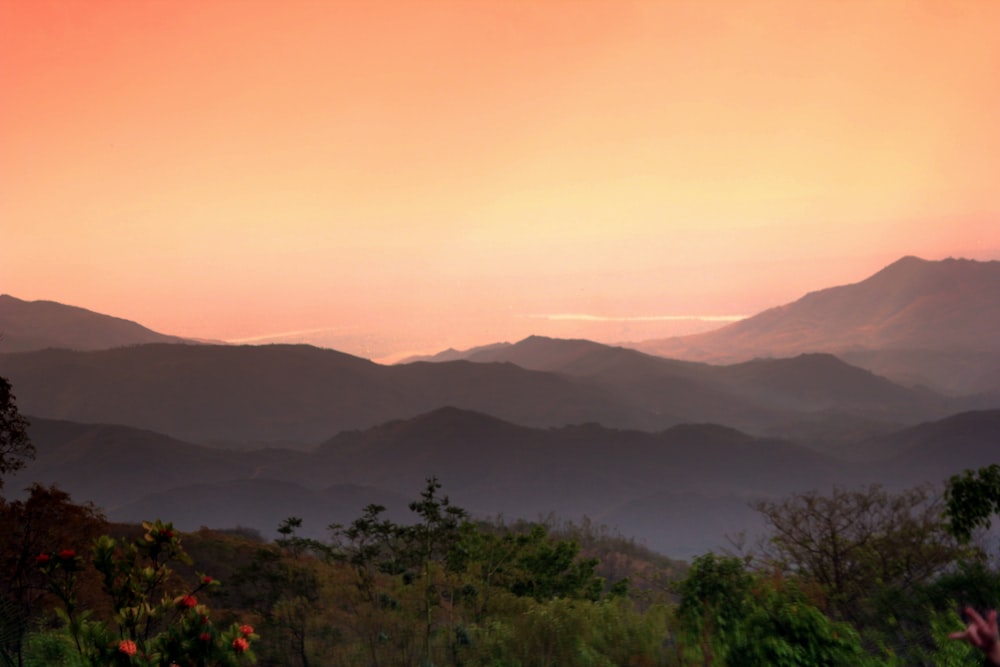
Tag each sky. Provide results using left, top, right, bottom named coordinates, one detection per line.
left=3, top=1, right=999, bottom=361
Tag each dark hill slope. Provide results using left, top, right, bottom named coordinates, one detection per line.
left=17, top=417, right=299, bottom=508
left=843, top=409, right=1000, bottom=480
left=0, top=294, right=191, bottom=351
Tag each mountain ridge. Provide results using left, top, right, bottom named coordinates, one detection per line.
left=0, top=294, right=198, bottom=351
left=0, top=339, right=961, bottom=447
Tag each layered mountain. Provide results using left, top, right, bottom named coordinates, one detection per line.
left=0, top=338, right=965, bottom=447
left=13, top=407, right=994, bottom=557
left=631, top=257, right=1000, bottom=394
left=0, top=294, right=192, bottom=351
left=0, top=343, right=657, bottom=445
left=399, top=335, right=966, bottom=443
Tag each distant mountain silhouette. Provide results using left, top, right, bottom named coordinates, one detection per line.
left=400, top=342, right=513, bottom=364
left=398, top=335, right=963, bottom=441
left=631, top=257, right=1000, bottom=393
left=0, top=339, right=963, bottom=447
left=14, top=407, right=992, bottom=557
left=0, top=294, right=194, bottom=351
left=0, top=344, right=656, bottom=445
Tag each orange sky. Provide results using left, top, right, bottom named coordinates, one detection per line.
left=2, top=1, right=999, bottom=359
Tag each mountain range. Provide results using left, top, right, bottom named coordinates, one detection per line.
left=0, top=341, right=980, bottom=448
left=11, top=406, right=998, bottom=557
left=2, top=255, right=999, bottom=557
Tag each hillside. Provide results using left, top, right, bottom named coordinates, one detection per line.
left=0, top=294, right=193, bottom=351
left=631, top=257, right=1000, bottom=393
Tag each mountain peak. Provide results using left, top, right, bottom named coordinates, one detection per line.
left=633, top=256, right=1000, bottom=383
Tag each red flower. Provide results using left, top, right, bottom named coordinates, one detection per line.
left=202, top=575, right=213, bottom=584
left=232, top=637, right=249, bottom=653
left=57, top=549, right=76, bottom=560
left=199, top=632, right=211, bottom=642
left=239, top=624, right=254, bottom=636
left=161, top=529, right=174, bottom=539
left=35, top=553, right=50, bottom=565
left=118, top=639, right=137, bottom=656
left=178, top=595, right=197, bottom=609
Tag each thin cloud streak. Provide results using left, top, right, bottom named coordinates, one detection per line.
left=527, top=314, right=747, bottom=323
left=227, top=327, right=344, bottom=344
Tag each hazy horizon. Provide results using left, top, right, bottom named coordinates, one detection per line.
left=3, top=2, right=998, bottom=360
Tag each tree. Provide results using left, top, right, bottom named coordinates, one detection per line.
left=0, top=376, right=33, bottom=492
left=945, top=464, right=1000, bottom=544
left=753, top=484, right=968, bottom=625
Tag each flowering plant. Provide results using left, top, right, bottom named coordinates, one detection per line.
left=36, top=519, right=258, bottom=666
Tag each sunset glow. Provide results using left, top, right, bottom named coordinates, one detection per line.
left=3, top=1, right=998, bottom=359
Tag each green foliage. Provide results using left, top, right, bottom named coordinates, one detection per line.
left=21, top=626, right=89, bottom=667
left=674, top=553, right=753, bottom=663
left=11, top=477, right=1000, bottom=667
left=674, top=555, right=875, bottom=666
left=945, top=464, right=1000, bottom=544
left=459, top=596, right=670, bottom=667
left=725, top=584, right=868, bottom=667
left=922, top=608, right=982, bottom=666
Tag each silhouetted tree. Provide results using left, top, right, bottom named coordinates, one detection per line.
left=0, top=376, right=33, bottom=493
